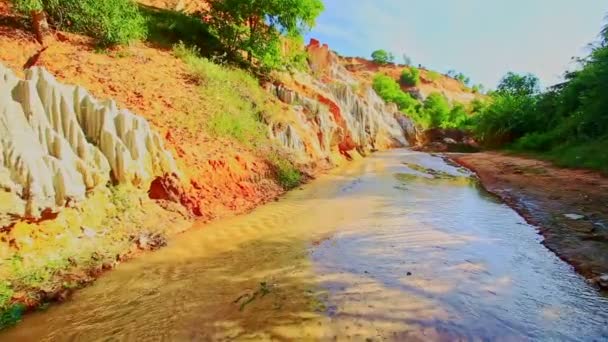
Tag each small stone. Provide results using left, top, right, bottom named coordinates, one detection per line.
left=80, top=226, right=96, bottom=238
left=564, top=214, right=586, bottom=220
left=406, top=272, right=412, bottom=276
left=598, top=274, right=608, bottom=289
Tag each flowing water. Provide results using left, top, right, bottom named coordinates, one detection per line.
left=3, top=150, right=608, bottom=341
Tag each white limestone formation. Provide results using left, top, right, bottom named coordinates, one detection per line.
left=268, top=67, right=413, bottom=164
left=0, top=63, right=178, bottom=225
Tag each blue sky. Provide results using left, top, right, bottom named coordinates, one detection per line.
left=306, top=0, right=607, bottom=89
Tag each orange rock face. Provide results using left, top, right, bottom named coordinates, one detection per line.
left=306, top=38, right=334, bottom=82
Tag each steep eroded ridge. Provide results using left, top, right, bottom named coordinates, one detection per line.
left=0, top=63, right=179, bottom=226
left=267, top=39, right=414, bottom=164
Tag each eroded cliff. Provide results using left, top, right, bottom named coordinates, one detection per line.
left=0, top=63, right=179, bottom=227
left=267, top=39, right=414, bottom=165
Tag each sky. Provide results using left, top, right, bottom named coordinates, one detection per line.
left=306, top=0, right=607, bottom=89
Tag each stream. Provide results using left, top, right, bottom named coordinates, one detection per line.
left=3, top=149, right=608, bottom=341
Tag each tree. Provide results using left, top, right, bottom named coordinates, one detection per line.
left=10, top=0, right=47, bottom=45
left=454, top=73, right=470, bottom=86
left=371, top=49, right=394, bottom=64
left=372, top=74, right=419, bottom=114
left=10, top=0, right=147, bottom=46
left=206, top=0, right=324, bottom=69
left=402, top=54, right=412, bottom=66
left=400, top=67, right=420, bottom=87
left=421, top=93, right=450, bottom=128
left=496, top=72, right=541, bottom=97
left=446, top=70, right=471, bottom=86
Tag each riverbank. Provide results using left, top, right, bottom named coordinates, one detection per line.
left=451, top=152, right=608, bottom=288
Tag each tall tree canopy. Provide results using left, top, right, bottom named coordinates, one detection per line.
left=206, top=0, right=324, bottom=69
left=371, top=49, right=394, bottom=64
left=496, top=72, right=541, bottom=97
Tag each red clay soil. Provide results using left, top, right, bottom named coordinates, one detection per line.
left=453, top=152, right=608, bottom=284
left=138, top=0, right=208, bottom=12
left=0, top=1, right=283, bottom=221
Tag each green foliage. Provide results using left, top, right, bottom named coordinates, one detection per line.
left=371, top=49, right=395, bottom=64
left=400, top=67, right=420, bottom=87
left=11, top=0, right=148, bottom=46
left=174, top=43, right=268, bottom=145
left=447, top=70, right=471, bottom=86
left=0, top=282, right=13, bottom=309
left=543, top=139, right=608, bottom=174
left=0, top=305, right=25, bottom=330
left=205, top=0, right=323, bottom=70
left=174, top=43, right=305, bottom=187
left=469, top=98, right=488, bottom=115
left=269, top=153, right=302, bottom=189
left=372, top=74, right=419, bottom=114
left=140, top=4, right=221, bottom=55
left=472, top=91, right=539, bottom=147
left=445, top=103, right=469, bottom=129
left=207, top=111, right=266, bottom=145
left=468, top=21, right=608, bottom=173
left=282, top=35, right=310, bottom=72
left=418, top=93, right=451, bottom=129
left=496, top=72, right=540, bottom=97
left=11, top=0, right=43, bottom=12
left=373, top=74, right=469, bottom=130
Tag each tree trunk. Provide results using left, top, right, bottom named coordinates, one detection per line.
left=31, top=10, right=49, bottom=46
left=247, top=16, right=254, bottom=62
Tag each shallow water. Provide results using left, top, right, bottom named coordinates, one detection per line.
left=3, top=150, right=608, bottom=341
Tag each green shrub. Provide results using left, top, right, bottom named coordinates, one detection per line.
left=444, top=25, right=608, bottom=173
left=269, top=154, right=302, bottom=189
left=0, top=281, right=21, bottom=330
left=545, top=139, right=608, bottom=174
left=371, top=49, right=394, bottom=64
left=0, top=305, right=24, bottom=330
left=419, top=93, right=451, bottom=129
left=12, top=0, right=148, bottom=46
left=207, top=111, right=266, bottom=145
left=469, top=98, right=488, bottom=115
left=372, top=74, right=470, bottom=130
left=140, top=4, right=221, bottom=55
left=445, top=103, right=469, bottom=129
left=472, top=93, right=539, bottom=147
left=174, top=43, right=270, bottom=146
left=11, top=0, right=42, bottom=11
left=372, top=74, right=420, bottom=114
left=0, top=282, right=13, bottom=310
left=400, top=67, right=420, bottom=87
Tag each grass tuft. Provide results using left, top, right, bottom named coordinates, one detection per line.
left=269, top=154, right=302, bottom=190
left=173, top=42, right=278, bottom=146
